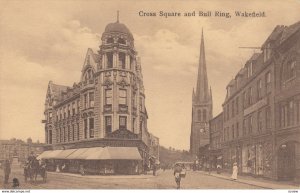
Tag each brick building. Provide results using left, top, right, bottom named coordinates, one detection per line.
left=210, top=21, right=300, bottom=182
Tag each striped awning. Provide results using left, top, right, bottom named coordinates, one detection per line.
left=38, top=147, right=142, bottom=160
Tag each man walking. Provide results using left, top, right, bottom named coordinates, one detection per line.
left=3, top=159, right=11, bottom=184
left=173, top=163, right=182, bottom=189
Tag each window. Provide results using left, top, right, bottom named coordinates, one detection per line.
left=247, top=62, right=253, bottom=78
left=72, top=124, right=75, bottom=141
left=48, top=130, right=52, bottom=144
left=139, top=97, right=143, bottom=111
left=258, top=111, right=263, bottom=133
left=203, top=109, right=207, bottom=121
left=236, top=97, right=239, bottom=115
left=89, top=92, right=94, bottom=107
left=105, top=116, right=112, bottom=134
left=119, top=89, right=127, bottom=105
left=60, top=127, right=63, bottom=142
left=107, top=38, right=113, bottom=44
left=72, top=102, right=75, bottom=115
left=63, top=127, right=66, bottom=142
left=249, top=87, right=253, bottom=105
left=84, top=119, right=88, bottom=139
left=64, top=107, right=66, bottom=119
left=264, top=43, right=271, bottom=62
left=130, top=56, right=134, bottom=70
left=248, top=116, right=253, bottom=134
left=68, top=104, right=71, bottom=117
left=227, top=104, right=230, bottom=120
left=285, top=61, right=296, bottom=81
left=84, top=94, right=88, bottom=109
left=77, top=100, right=80, bottom=113
left=118, top=52, right=126, bottom=69
left=236, top=122, right=239, bottom=137
left=107, top=52, right=113, bottom=68
left=197, top=110, right=201, bottom=121
left=288, top=101, right=294, bottom=126
left=132, top=117, right=136, bottom=133
left=68, top=126, right=71, bottom=141
left=132, top=92, right=136, bottom=108
left=231, top=100, right=234, bottom=117
left=266, top=107, right=271, bottom=129
left=118, top=38, right=126, bottom=44
left=119, top=116, right=127, bottom=129
left=281, top=104, right=287, bottom=127
left=105, top=89, right=112, bottom=105
left=89, top=118, right=94, bottom=138
left=56, top=128, right=60, bottom=143
left=232, top=125, right=235, bottom=139
left=77, top=123, right=80, bottom=141
left=243, top=92, right=247, bottom=109
left=49, top=112, right=52, bottom=122
left=257, top=79, right=262, bottom=100
left=60, top=108, right=62, bottom=120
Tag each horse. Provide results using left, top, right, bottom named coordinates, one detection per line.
left=24, top=159, right=47, bottom=183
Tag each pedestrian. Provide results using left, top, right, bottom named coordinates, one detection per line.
left=3, top=159, right=11, bottom=184
left=152, top=164, right=156, bottom=176
left=231, top=162, right=238, bottom=180
left=173, top=163, right=182, bottom=189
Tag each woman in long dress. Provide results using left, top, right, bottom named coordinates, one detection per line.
left=231, top=162, right=238, bottom=180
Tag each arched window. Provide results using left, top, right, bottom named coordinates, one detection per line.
left=118, top=38, right=126, bottom=45
left=107, top=38, right=114, bottom=44
left=197, top=110, right=201, bottom=121
left=203, top=109, right=207, bottom=121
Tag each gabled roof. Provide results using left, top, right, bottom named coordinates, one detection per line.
left=50, top=82, right=69, bottom=99
left=280, top=21, right=300, bottom=44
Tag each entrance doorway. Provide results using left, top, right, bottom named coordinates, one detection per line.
left=277, top=142, right=296, bottom=180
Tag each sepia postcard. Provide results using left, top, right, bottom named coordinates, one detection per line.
left=0, top=0, right=299, bottom=191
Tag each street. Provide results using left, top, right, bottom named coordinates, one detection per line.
left=0, top=166, right=260, bottom=189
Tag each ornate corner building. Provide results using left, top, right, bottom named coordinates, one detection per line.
left=190, top=30, right=213, bottom=156
left=42, top=18, right=159, bottom=174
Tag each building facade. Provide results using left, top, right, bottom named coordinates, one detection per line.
left=215, top=21, right=300, bottom=182
left=190, top=30, right=213, bottom=156
left=0, top=138, right=44, bottom=163
left=42, top=18, right=159, bottom=174
left=209, top=112, right=223, bottom=169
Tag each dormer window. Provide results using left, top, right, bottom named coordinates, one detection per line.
left=118, top=38, right=126, bottom=45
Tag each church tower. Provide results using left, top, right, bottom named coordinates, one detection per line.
left=190, top=29, right=213, bottom=155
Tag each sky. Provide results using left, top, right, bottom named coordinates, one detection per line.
left=0, top=0, right=299, bottom=150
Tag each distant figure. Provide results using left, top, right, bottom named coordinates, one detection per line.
left=152, top=164, right=156, bottom=176
left=79, top=164, right=85, bottom=176
left=231, top=162, right=238, bottom=180
left=3, top=159, right=11, bottom=184
left=143, top=163, right=148, bottom=175
left=217, top=164, right=222, bottom=174
left=12, top=178, right=20, bottom=188
left=173, top=164, right=182, bottom=189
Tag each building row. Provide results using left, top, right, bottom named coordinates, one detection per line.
left=208, top=21, right=300, bottom=182
left=0, top=138, right=44, bottom=164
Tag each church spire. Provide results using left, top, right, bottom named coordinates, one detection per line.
left=195, top=29, right=209, bottom=104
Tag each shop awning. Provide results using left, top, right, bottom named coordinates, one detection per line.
left=85, top=147, right=105, bottom=160
left=37, top=150, right=63, bottom=160
left=99, top=147, right=142, bottom=160
left=65, top=148, right=89, bottom=159
left=54, top=149, right=78, bottom=159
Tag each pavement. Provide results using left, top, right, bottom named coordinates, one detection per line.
left=197, top=170, right=300, bottom=189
